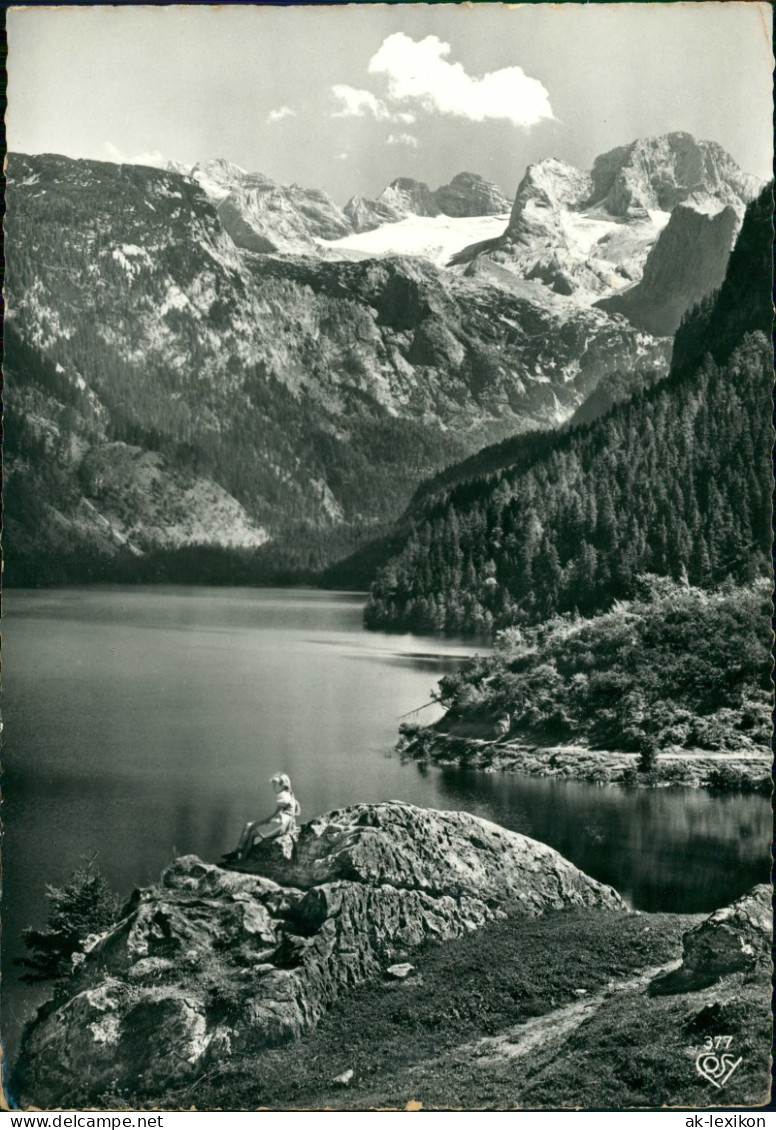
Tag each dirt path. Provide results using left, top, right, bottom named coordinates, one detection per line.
left=411, top=735, right=770, bottom=791
left=490, top=741, right=768, bottom=763
left=414, top=960, right=680, bottom=1075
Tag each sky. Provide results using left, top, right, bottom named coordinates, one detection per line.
left=7, top=3, right=773, bottom=205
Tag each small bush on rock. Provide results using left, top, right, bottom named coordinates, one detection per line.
left=18, top=855, right=122, bottom=982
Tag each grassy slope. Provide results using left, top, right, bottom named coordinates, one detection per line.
left=126, top=907, right=722, bottom=1111
left=127, top=905, right=771, bottom=1111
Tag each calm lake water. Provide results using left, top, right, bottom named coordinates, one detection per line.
left=2, top=586, right=770, bottom=1050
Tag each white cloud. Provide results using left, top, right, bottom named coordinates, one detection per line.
left=368, top=34, right=554, bottom=128
left=334, top=152, right=349, bottom=161
left=330, top=85, right=417, bottom=124
left=331, top=84, right=391, bottom=120
left=267, top=105, right=296, bottom=124
left=105, top=142, right=166, bottom=167
left=386, top=133, right=419, bottom=148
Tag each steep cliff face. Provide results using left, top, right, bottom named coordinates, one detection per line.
left=457, top=156, right=669, bottom=300
left=670, top=183, right=774, bottom=377
left=217, top=180, right=353, bottom=254
left=595, top=200, right=739, bottom=335
left=13, top=803, right=623, bottom=1107
left=510, top=158, right=592, bottom=218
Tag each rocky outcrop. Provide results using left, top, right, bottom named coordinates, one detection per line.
left=14, top=803, right=623, bottom=1107
left=234, top=802, right=624, bottom=910
left=588, top=132, right=761, bottom=218
left=377, top=177, right=440, bottom=219
left=216, top=179, right=352, bottom=255
left=434, top=172, right=510, bottom=218
left=344, top=193, right=404, bottom=233
left=649, top=884, right=771, bottom=996
left=595, top=200, right=739, bottom=335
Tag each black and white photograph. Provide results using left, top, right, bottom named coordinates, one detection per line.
left=2, top=1, right=773, bottom=1113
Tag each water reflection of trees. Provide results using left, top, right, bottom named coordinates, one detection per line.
left=431, top=766, right=769, bottom=913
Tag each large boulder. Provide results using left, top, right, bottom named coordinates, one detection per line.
left=650, top=884, right=771, bottom=996
left=14, top=802, right=622, bottom=1107
left=234, top=801, right=623, bottom=913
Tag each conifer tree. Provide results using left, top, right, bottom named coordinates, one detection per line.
left=18, top=856, right=122, bottom=982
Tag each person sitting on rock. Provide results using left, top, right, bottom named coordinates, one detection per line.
left=221, top=773, right=300, bottom=863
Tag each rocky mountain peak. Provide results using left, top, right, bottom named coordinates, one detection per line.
left=456, top=133, right=759, bottom=311
left=378, top=177, right=441, bottom=218
left=510, top=158, right=592, bottom=220
left=189, top=157, right=250, bottom=201
left=344, top=172, right=510, bottom=235
left=435, top=171, right=510, bottom=217
left=343, top=193, right=404, bottom=233
left=588, top=131, right=760, bottom=217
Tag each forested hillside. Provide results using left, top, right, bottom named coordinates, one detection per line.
left=365, top=186, right=772, bottom=635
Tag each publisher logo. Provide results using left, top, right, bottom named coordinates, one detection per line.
left=695, top=1037, right=742, bottom=1089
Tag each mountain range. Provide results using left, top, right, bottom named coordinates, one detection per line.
left=4, top=133, right=762, bottom=584
left=168, top=159, right=510, bottom=257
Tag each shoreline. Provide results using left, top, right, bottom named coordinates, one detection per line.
left=398, top=731, right=772, bottom=793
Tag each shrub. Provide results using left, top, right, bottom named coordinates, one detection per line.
left=706, top=764, right=745, bottom=792
left=17, top=855, right=122, bottom=982
left=637, top=736, right=659, bottom=774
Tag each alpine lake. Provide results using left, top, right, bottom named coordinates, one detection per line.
left=2, top=586, right=769, bottom=1054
